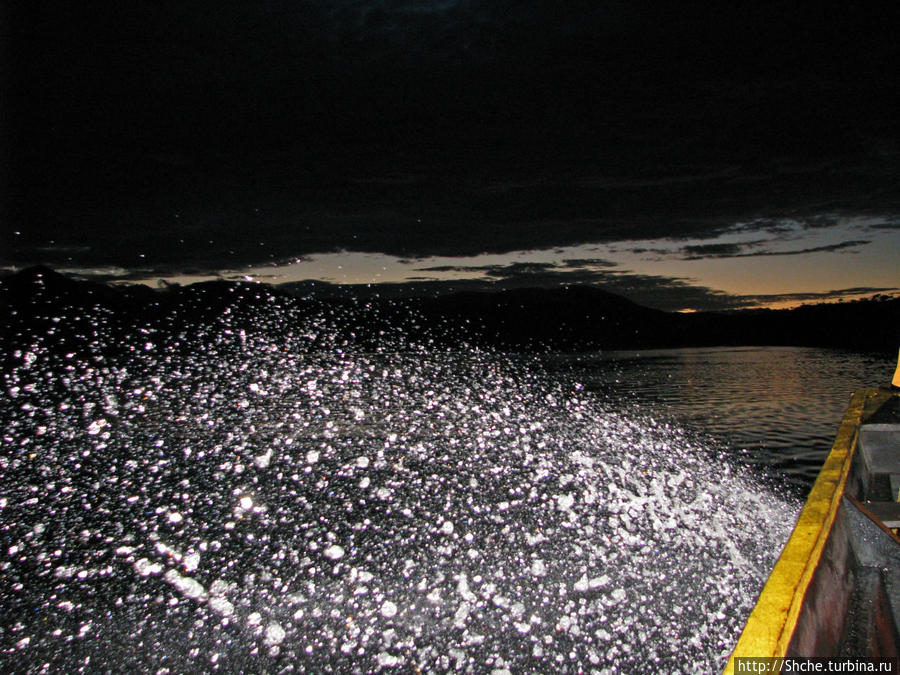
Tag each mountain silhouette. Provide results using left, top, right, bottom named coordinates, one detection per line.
left=2, top=268, right=897, bottom=358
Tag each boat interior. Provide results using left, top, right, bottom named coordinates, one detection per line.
left=787, top=395, right=900, bottom=657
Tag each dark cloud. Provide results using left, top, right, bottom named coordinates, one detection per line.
left=626, top=247, right=672, bottom=256
left=406, top=260, right=733, bottom=311
left=731, top=219, right=803, bottom=236
left=731, top=287, right=899, bottom=307
left=482, top=262, right=561, bottom=278
left=414, top=261, right=565, bottom=277
left=794, top=215, right=841, bottom=230
left=415, top=259, right=616, bottom=278
left=681, top=239, right=870, bottom=260
left=403, top=257, right=900, bottom=311
left=680, top=241, right=767, bottom=259
left=414, top=265, right=491, bottom=273
left=4, top=1, right=900, bottom=273
left=561, top=259, right=618, bottom=269
left=51, top=269, right=162, bottom=285
left=681, top=243, right=744, bottom=259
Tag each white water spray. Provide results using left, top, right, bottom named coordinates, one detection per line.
left=0, top=300, right=797, bottom=673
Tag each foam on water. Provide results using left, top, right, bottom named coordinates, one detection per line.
left=0, top=297, right=798, bottom=673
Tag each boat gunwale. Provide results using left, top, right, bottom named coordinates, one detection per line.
left=724, top=387, right=894, bottom=672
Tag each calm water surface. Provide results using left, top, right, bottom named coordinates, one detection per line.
left=546, top=346, right=895, bottom=494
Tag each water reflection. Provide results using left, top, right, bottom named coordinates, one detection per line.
left=548, top=347, right=892, bottom=494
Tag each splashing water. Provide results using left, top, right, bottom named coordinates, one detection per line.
left=0, top=294, right=797, bottom=673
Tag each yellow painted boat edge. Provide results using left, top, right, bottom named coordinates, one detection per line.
left=723, top=387, right=892, bottom=673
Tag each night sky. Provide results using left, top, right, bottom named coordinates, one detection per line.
left=3, top=1, right=899, bottom=310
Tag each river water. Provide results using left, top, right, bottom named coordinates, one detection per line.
left=549, top=347, right=894, bottom=495
left=1, top=295, right=891, bottom=675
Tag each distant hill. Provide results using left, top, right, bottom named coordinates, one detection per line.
left=674, top=301, right=899, bottom=353
left=1, top=267, right=897, bottom=355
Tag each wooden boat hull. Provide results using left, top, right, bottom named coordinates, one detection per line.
left=725, top=388, right=900, bottom=670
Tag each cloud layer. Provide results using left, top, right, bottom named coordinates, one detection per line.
left=4, top=1, right=900, bottom=315
left=680, top=239, right=871, bottom=260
